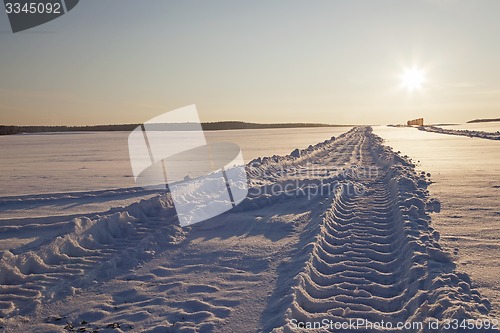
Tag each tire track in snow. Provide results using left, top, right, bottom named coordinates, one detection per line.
left=273, top=127, right=497, bottom=332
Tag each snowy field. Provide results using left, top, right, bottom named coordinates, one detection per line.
left=0, top=127, right=352, bottom=197
left=0, top=127, right=350, bottom=220
left=0, top=126, right=499, bottom=332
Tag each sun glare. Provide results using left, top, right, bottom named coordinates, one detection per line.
left=400, top=67, right=425, bottom=91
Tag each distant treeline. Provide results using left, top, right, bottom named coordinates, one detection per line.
left=201, top=121, right=345, bottom=130
left=0, top=121, right=346, bottom=136
left=0, top=124, right=137, bottom=135
left=467, top=118, right=500, bottom=123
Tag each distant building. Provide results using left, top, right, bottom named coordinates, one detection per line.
left=407, top=118, right=424, bottom=126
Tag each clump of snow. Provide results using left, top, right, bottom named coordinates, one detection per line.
left=290, top=148, right=301, bottom=158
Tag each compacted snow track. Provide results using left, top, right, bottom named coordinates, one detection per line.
left=272, top=128, right=496, bottom=332
left=0, top=127, right=497, bottom=333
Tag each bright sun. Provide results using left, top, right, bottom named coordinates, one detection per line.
left=400, top=67, right=425, bottom=91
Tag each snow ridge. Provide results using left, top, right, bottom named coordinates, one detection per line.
left=419, top=126, right=500, bottom=140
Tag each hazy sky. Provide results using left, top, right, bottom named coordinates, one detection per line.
left=1, top=0, right=500, bottom=125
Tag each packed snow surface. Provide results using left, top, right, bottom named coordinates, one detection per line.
left=0, top=127, right=498, bottom=332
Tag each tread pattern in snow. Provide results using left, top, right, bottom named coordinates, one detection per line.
left=272, top=127, right=497, bottom=333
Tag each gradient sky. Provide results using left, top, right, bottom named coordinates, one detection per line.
left=1, top=0, right=500, bottom=125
